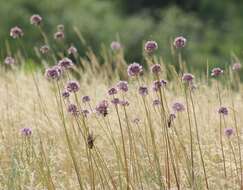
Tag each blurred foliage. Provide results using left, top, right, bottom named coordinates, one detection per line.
left=1, top=0, right=243, bottom=71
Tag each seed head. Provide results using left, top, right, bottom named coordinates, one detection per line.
left=87, top=132, right=95, bottom=149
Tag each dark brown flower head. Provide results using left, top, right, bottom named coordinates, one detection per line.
left=87, top=132, right=95, bottom=149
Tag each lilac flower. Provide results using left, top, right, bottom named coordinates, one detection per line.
left=120, top=100, right=129, bottom=106
left=151, top=64, right=161, bottom=74
left=218, top=106, right=228, bottom=116
left=30, top=14, right=42, bottom=25
left=182, top=73, right=194, bottom=83
left=54, top=31, right=64, bottom=40
left=45, top=66, right=61, bottom=80
left=66, top=80, right=80, bottom=93
left=62, top=90, right=70, bottom=98
left=68, top=46, right=77, bottom=55
left=95, top=100, right=109, bottom=117
left=40, top=45, right=50, bottom=54
left=172, top=102, right=185, bottom=112
left=139, top=86, right=148, bottom=96
left=58, top=58, right=74, bottom=70
left=67, top=104, right=79, bottom=116
left=117, top=81, right=128, bottom=92
left=111, top=98, right=120, bottom=105
left=161, top=79, right=167, bottom=86
left=232, top=63, right=241, bottom=71
left=110, top=41, right=122, bottom=51
left=21, top=128, right=32, bottom=137
left=108, top=87, right=118, bottom=96
left=82, top=96, right=91, bottom=103
left=211, top=67, right=223, bottom=77
left=144, top=40, right=158, bottom=54
left=127, top=62, right=143, bottom=77
left=153, top=99, right=161, bottom=106
left=10, top=26, right=24, bottom=38
left=81, top=109, right=90, bottom=117
left=173, top=36, right=186, bottom=48
left=224, top=128, right=234, bottom=138
left=4, top=56, right=15, bottom=65
left=152, top=80, right=162, bottom=92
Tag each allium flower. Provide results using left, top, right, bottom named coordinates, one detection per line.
left=81, top=109, right=90, bottom=117
left=4, top=56, right=15, bottom=65
left=57, top=24, right=64, bottom=31
left=182, top=73, right=194, bottom=83
left=127, top=62, right=143, bottom=77
left=95, top=100, right=109, bottom=117
left=67, top=104, right=79, bottom=116
left=161, top=79, right=167, bottom=86
left=62, top=90, right=70, bottom=98
left=153, top=99, right=161, bottom=106
left=139, top=86, right=148, bottom=96
left=172, top=102, right=185, bottom=112
left=144, top=40, right=158, bottom=54
left=232, top=63, right=241, bottom=71
left=66, top=80, right=80, bottom=93
left=224, top=128, right=234, bottom=138
left=58, top=58, right=74, bottom=70
left=111, top=98, right=120, bottom=105
left=68, top=46, right=77, bottom=55
left=152, top=80, right=162, bottom=92
left=110, top=41, right=122, bottom=51
left=117, top=81, right=128, bottom=92
left=82, top=96, right=91, bottom=103
left=45, top=66, right=61, bottom=80
left=120, top=100, right=129, bottom=106
left=218, top=106, right=228, bottom=116
left=151, top=64, right=161, bottom=74
left=40, top=45, right=50, bottom=54
left=173, top=36, right=186, bottom=48
left=54, top=31, right=64, bottom=40
left=108, top=87, right=118, bottom=96
left=30, top=14, right=42, bottom=25
left=21, top=128, right=32, bottom=137
left=211, top=67, right=223, bottom=77
left=132, top=118, right=140, bottom=124
left=10, top=26, right=24, bottom=38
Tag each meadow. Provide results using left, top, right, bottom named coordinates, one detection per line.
left=1, top=15, right=243, bottom=190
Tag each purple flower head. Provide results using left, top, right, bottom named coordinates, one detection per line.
left=82, top=96, right=91, bottom=103
left=81, top=109, right=90, bottom=117
left=151, top=64, right=161, bottom=74
left=57, top=24, right=64, bottom=31
left=95, top=100, right=109, bottom=117
left=172, top=102, right=185, bottom=112
left=58, top=58, right=74, bottom=70
left=67, top=104, right=79, bottom=116
left=10, top=26, right=24, bottom=38
left=152, top=80, right=162, bottom=92
left=66, top=80, right=80, bottom=93
left=45, top=66, right=61, bottom=80
left=224, top=128, right=234, bottom=138
left=40, top=45, right=50, bottom=54
left=153, top=99, right=161, bottom=106
left=62, top=90, right=70, bottom=98
left=21, top=128, right=32, bottom=137
left=232, top=63, right=241, bottom=71
left=173, top=36, right=186, bottom=48
left=218, top=106, right=228, bottom=116
left=110, top=41, right=122, bottom=51
left=182, top=73, right=194, bottom=83
left=161, top=79, right=168, bottom=86
left=120, top=100, right=129, bottom=107
left=111, top=98, right=120, bottom=105
left=30, top=14, right=42, bottom=25
left=211, top=67, right=223, bottom=77
left=108, top=87, right=118, bottom=96
left=144, top=40, right=158, bottom=54
left=4, top=56, right=15, bottom=65
left=68, top=46, right=77, bottom=55
left=117, top=81, right=128, bottom=92
left=139, top=86, right=148, bottom=96
left=127, top=62, right=143, bottom=77
left=54, top=31, right=64, bottom=40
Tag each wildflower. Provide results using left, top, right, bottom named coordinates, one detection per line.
left=173, top=36, right=186, bottom=48
left=117, top=81, right=128, bottom=92
left=82, top=96, right=91, bottom=103
left=21, top=128, right=32, bottom=137
left=168, top=113, right=176, bottom=128
left=40, top=45, right=50, bottom=54
left=224, top=128, right=234, bottom=138
left=58, top=58, right=74, bottom=70
left=152, top=80, right=162, bottom=92
left=67, top=104, right=79, bottom=116
left=87, top=132, right=95, bottom=149
left=30, top=14, right=42, bottom=25
left=218, top=106, right=228, bottom=116
left=182, top=73, right=194, bottom=83
left=45, top=66, right=61, bottom=80
left=232, top=63, right=241, bottom=71
left=120, top=100, right=129, bottom=107
left=54, top=31, right=64, bottom=40
left=10, top=26, right=24, bottom=38
left=127, top=62, right=143, bottom=77
left=108, top=87, right=118, bottom=96
left=95, top=100, right=109, bottom=117
left=4, top=56, right=15, bottom=65
left=68, top=46, right=77, bottom=55
left=66, top=80, right=80, bottom=93
left=161, top=79, right=167, bottom=86
left=62, top=90, right=70, bottom=98
left=151, top=64, right=161, bottom=74
left=81, top=109, right=90, bottom=117
left=111, top=98, right=120, bottom=105
left=211, top=67, right=223, bottom=77
left=57, top=24, right=64, bottom=31
left=172, top=102, right=185, bottom=112
left=132, top=118, right=140, bottom=124
left=110, top=41, right=121, bottom=51
left=153, top=99, right=161, bottom=106
left=139, top=86, right=148, bottom=96
left=144, top=40, right=158, bottom=54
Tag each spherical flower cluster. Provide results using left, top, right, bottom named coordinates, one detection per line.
left=151, top=64, right=161, bottom=74
left=54, top=31, right=64, bottom=40
left=224, top=128, right=234, bottom=138
left=67, top=104, right=79, bottom=116
left=172, top=102, right=185, bottom=112
left=120, top=100, right=129, bottom=107
left=117, top=81, right=128, bottom=92
left=110, top=41, right=122, bottom=51
left=58, top=58, right=74, bottom=70
left=30, top=14, right=42, bottom=25
left=161, top=79, right=167, bottom=86
left=108, top=87, right=118, bottom=96
left=45, top=66, right=62, bottom=80
left=68, top=46, right=77, bottom=55
left=182, top=73, right=194, bottom=83
left=10, top=26, right=24, bottom=38
left=152, top=80, right=162, bottom=92
left=173, top=36, right=186, bottom=48
left=62, top=90, right=70, bottom=98
left=21, top=128, right=32, bottom=137
left=218, top=106, right=228, bottom=116
left=139, top=86, right=148, bottom=96
left=82, top=96, right=91, bottom=103
left=81, top=109, right=90, bottom=117
left=111, top=98, right=120, bottom=105
left=232, top=63, right=241, bottom=71
left=211, top=67, right=223, bottom=77
left=153, top=99, right=161, bottom=106
left=127, top=62, right=143, bottom=77
left=95, top=100, right=109, bottom=117
left=144, top=40, right=158, bottom=54
left=4, top=56, right=15, bottom=65
left=66, top=80, right=80, bottom=93
left=40, top=45, right=50, bottom=54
